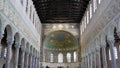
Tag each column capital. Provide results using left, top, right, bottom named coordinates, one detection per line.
left=117, top=30, right=120, bottom=38
left=7, top=39, right=13, bottom=46
left=107, top=36, right=115, bottom=46
left=14, top=42, right=20, bottom=49
left=100, top=41, right=106, bottom=48
left=0, top=33, right=3, bottom=39
left=30, top=52, right=33, bottom=56
left=21, top=48, right=25, bottom=52
left=96, top=47, right=100, bottom=52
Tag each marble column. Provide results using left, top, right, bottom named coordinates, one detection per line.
left=87, top=54, right=90, bottom=68
left=81, top=57, right=84, bottom=68
left=0, top=33, right=3, bottom=57
left=92, top=51, right=96, bottom=68
left=30, top=54, right=33, bottom=68
left=82, top=57, right=84, bottom=68
left=35, top=57, right=37, bottom=68
left=96, top=48, right=101, bottom=68
left=117, top=31, right=120, bottom=59
left=5, top=40, right=13, bottom=68
left=25, top=52, right=29, bottom=68
left=85, top=56, right=87, bottom=68
left=107, top=36, right=117, bottom=68
left=32, top=56, right=35, bottom=68
left=83, top=57, right=85, bottom=68
left=101, top=43, right=108, bottom=68
left=94, top=52, right=97, bottom=68
left=116, top=45, right=119, bottom=58
left=14, top=43, right=20, bottom=68
left=90, top=53, right=93, bottom=68
left=20, top=48, right=25, bottom=68
left=37, top=58, right=40, bottom=68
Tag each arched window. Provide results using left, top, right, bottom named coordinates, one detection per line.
left=89, top=4, right=92, bottom=19
left=98, top=0, right=101, bottom=4
left=82, top=21, right=84, bottom=33
left=50, top=53, right=53, bottom=62
left=74, top=51, right=77, bottom=62
left=93, top=0, right=97, bottom=12
left=58, top=53, right=63, bottom=63
left=67, top=53, right=71, bottom=62
left=87, top=11, right=89, bottom=24
left=80, top=25, right=83, bottom=35
left=109, top=47, right=118, bottom=60
left=84, top=16, right=87, bottom=29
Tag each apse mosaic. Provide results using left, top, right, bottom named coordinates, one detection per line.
left=43, top=30, right=77, bottom=51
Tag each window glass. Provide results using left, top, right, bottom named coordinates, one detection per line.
left=50, top=53, right=53, bottom=62
left=67, top=53, right=71, bottom=62
left=58, top=53, right=63, bottom=63
left=74, top=52, right=77, bottom=62
left=90, top=4, right=92, bottom=19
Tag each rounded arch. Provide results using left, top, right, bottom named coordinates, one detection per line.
left=58, top=53, right=63, bottom=63
left=50, top=53, right=53, bottom=62
left=37, top=52, right=39, bottom=58
left=26, top=42, right=29, bottom=52
left=74, top=51, right=77, bottom=62
left=0, top=20, right=2, bottom=33
left=30, top=45, right=33, bottom=54
left=21, top=38, right=26, bottom=49
left=107, top=24, right=115, bottom=38
left=43, top=30, right=78, bottom=51
left=67, top=52, right=71, bottom=62
left=35, top=49, right=37, bottom=57
left=33, top=48, right=35, bottom=56
left=14, top=33, right=20, bottom=45
left=4, top=25, right=13, bottom=41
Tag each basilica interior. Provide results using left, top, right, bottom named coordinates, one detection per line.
left=0, top=0, right=120, bottom=68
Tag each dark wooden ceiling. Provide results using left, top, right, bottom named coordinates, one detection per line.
left=32, top=0, right=90, bottom=23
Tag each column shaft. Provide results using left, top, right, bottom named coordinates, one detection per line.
left=97, top=49, right=101, bottom=68
left=5, top=43, right=12, bottom=68
left=94, top=52, right=96, bottom=68
left=90, top=54, right=93, bottom=68
left=0, top=34, right=3, bottom=57
left=35, top=58, right=37, bottom=68
left=30, top=55, right=33, bottom=68
left=83, top=57, right=85, bottom=68
left=37, top=58, right=40, bottom=68
left=32, top=56, right=35, bottom=68
left=14, top=47, right=20, bottom=68
left=107, top=37, right=117, bottom=68
left=89, top=54, right=92, bottom=68
left=102, top=47, right=108, bottom=68
left=21, top=50, right=25, bottom=68
left=85, top=56, right=87, bottom=68
left=87, top=55, right=90, bottom=68
left=81, top=57, right=84, bottom=68
left=25, top=53, right=29, bottom=68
